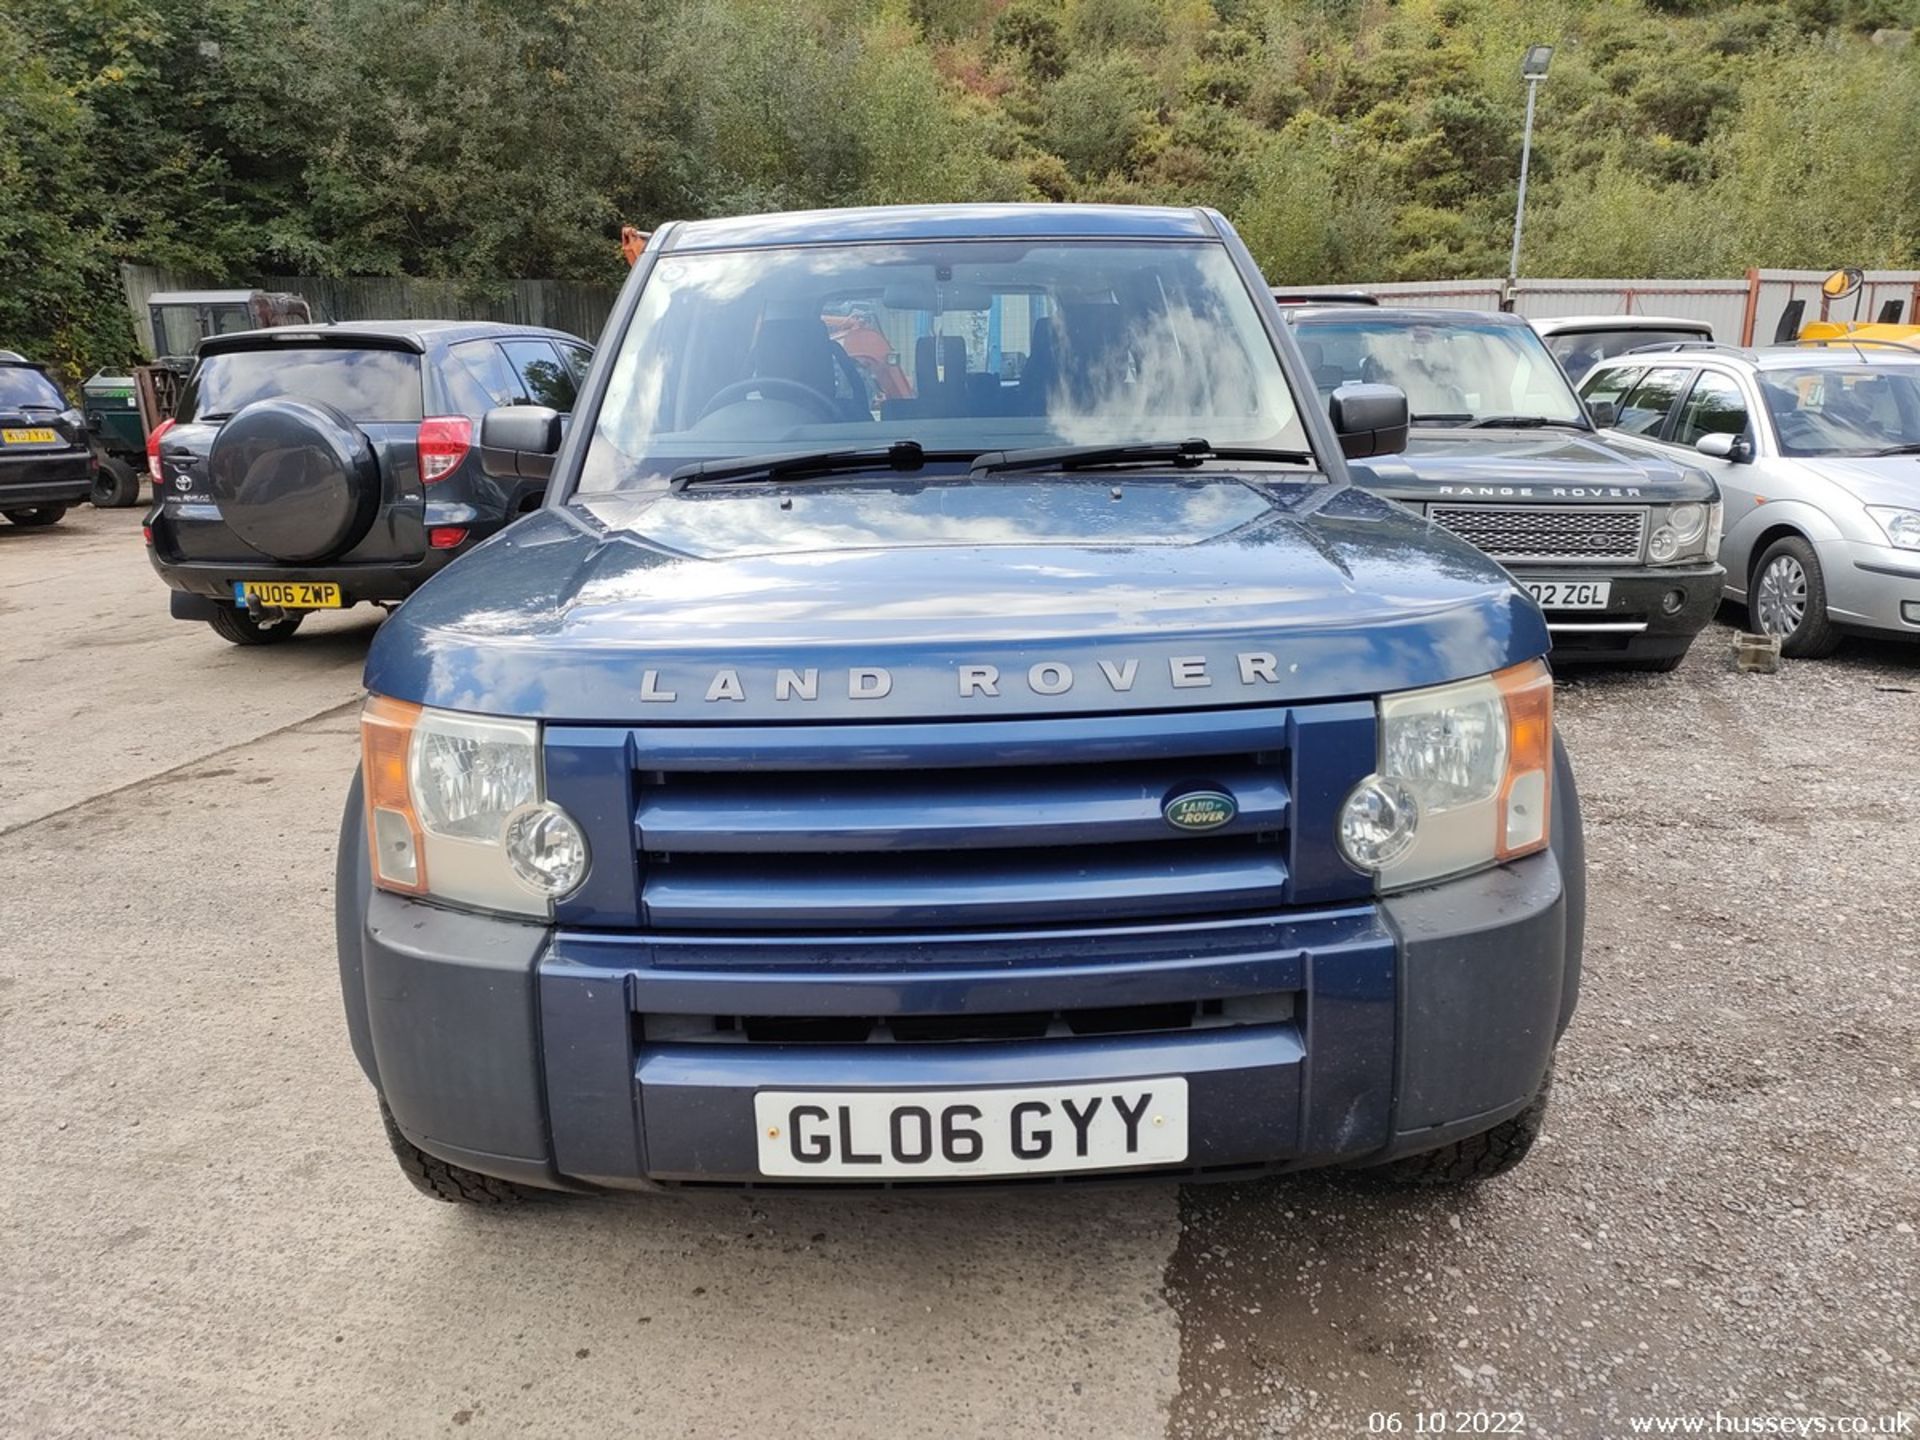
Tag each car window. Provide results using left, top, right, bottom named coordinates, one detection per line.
left=1293, top=314, right=1584, bottom=425
left=179, top=347, right=424, bottom=423
left=560, top=344, right=593, bottom=384
left=445, top=341, right=521, bottom=410
left=502, top=340, right=578, bottom=412
left=1543, top=328, right=1710, bottom=377
left=1672, top=371, right=1750, bottom=448
left=581, top=239, right=1306, bottom=491
left=1757, top=365, right=1920, bottom=456
left=1613, top=366, right=1690, bottom=437
left=0, top=366, right=68, bottom=410
left=1578, top=366, right=1644, bottom=417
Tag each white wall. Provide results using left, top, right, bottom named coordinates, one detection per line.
left=1276, top=269, right=1920, bottom=344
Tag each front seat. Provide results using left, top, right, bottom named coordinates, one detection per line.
left=751, top=317, right=864, bottom=420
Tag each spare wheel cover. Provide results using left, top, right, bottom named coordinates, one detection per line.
left=208, top=397, right=381, bottom=563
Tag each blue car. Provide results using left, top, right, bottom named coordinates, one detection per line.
left=334, top=204, right=1585, bottom=1202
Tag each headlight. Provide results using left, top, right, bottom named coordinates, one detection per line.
left=1867, top=506, right=1920, bottom=551
left=1647, top=497, right=1721, bottom=564
left=1337, top=659, right=1554, bottom=890
left=360, top=697, right=588, bottom=916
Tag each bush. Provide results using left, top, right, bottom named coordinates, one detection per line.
left=1045, top=51, right=1161, bottom=179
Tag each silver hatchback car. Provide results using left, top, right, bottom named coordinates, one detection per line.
left=1578, top=343, right=1920, bottom=657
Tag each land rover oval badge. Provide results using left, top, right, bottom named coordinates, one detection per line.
left=1163, top=788, right=1237, bottom=832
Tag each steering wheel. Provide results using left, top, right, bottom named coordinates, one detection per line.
left=832, top=349, right=875, bottom=415
left=697, top=376, right=841, bottom=423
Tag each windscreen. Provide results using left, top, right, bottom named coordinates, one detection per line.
left=580, top=239, right=1308, bottom=490
left=180, top=347, right=424, bottom=423
left=1757, top=365, right=1920, bottom=456
left=0, top=367, right=67, bottom=411
left=1543, top=327, right=1711, bottom=378
left=1296, top=315, right=1585, bottom=426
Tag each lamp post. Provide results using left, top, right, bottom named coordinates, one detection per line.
left=1505, top=44, right=1554, bottom=309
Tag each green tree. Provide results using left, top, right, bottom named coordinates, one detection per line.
left=1045, top=51, right=1160, bottom=179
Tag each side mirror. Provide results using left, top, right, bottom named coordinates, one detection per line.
left=1328, top=382, right=1410, bottom=459
left=479, top=405, right=564, bottom=481
left=1586, top=400, right=1618, bottom=428
left=1695, top=432, right=1751, bottom=463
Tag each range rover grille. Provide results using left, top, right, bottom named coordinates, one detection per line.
left=1428, top=503, right=1647, bottom=564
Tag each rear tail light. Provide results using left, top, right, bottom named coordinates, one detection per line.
left=428, top=526, right=469, bottom=550
left=145, top=417, right=176, bottom=482
left=418, top=416, right=473, bottom=484
left=141, top=525, right=152, bottom=545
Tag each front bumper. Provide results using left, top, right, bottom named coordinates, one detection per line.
left=1514, top=560, right=1723, bottom=663
left=340, top=838, right=1580, bottom=1193
left=1821, top=538, right=1920, bottom=638
left=0, top=450, right=93, bottom=508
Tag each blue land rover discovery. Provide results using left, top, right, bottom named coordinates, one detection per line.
left=334, top=205, right=1585, bottom=1202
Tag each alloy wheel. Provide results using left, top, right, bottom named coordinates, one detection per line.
left=1755, top=554, right=1808, bottom=638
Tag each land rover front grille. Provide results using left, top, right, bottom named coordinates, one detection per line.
left=1427, top=503, right=1647, bottom=564
left=619, top=705, right=1372, bottom=933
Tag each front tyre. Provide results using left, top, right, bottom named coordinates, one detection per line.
left=1752, top=536, right=1842, bottom=659
left=4, top=504, right=68, bottom=527
left=208, top=602, right=305, bottom=646
left=1375, top=1070, right=1552, bottom=1185
left=380, top=1101, right=538, bottom=1206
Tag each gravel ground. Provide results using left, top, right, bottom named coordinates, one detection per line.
left=1170, top=630, right=1920, bottom=1436
left=4, top=506, right=1918, bottom=1438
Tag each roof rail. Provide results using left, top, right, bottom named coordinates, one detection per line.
left=1620, top=340, right=1747, bottom=357
left=1791, top=336, right=1920, bottom=359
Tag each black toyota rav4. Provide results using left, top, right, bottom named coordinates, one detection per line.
left=147, top=320, right=590, bottom=644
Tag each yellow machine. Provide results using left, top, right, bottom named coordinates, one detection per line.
left=1796, top=269, right=1919, bottom=347
left=1798, top=319, right=1920, bottom=346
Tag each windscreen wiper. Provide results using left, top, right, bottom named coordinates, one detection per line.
left=1872, top=441, right=1920, bottom=456
left=967, top=438, right=1314, bottom=477
left=1411, top=412, right=1474, bottom=425
left=669, top=441, right=974, bottom=492
left=1465, top=414, right=1589, bottom=430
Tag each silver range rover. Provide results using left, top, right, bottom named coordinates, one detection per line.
left=1579, top=342, right=1920, bottom=658
left=1285, top=305, right=1724, bottom=671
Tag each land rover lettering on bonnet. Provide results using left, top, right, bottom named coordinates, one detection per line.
left=334, top=204, right=1586, bottom=1205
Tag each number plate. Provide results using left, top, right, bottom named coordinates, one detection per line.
left=754, top=1078, right=1189, bottom=1180
left=1525, top=579, right=1612, bottom=610
left=1, top=427, right=58, bottom=444
left=235, top=580, right=343, bottom=609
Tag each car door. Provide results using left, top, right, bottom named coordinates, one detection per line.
left=1665, top=367, right=1763, bottom=584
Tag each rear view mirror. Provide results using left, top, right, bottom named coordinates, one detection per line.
left=479, top=405, right=564, bottom=481
left=1586, top=400, right=1618, bottom=428
left=1329, top=383, right=1410, bottom=459
left=1695, top=432, right=1751, bottom=463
